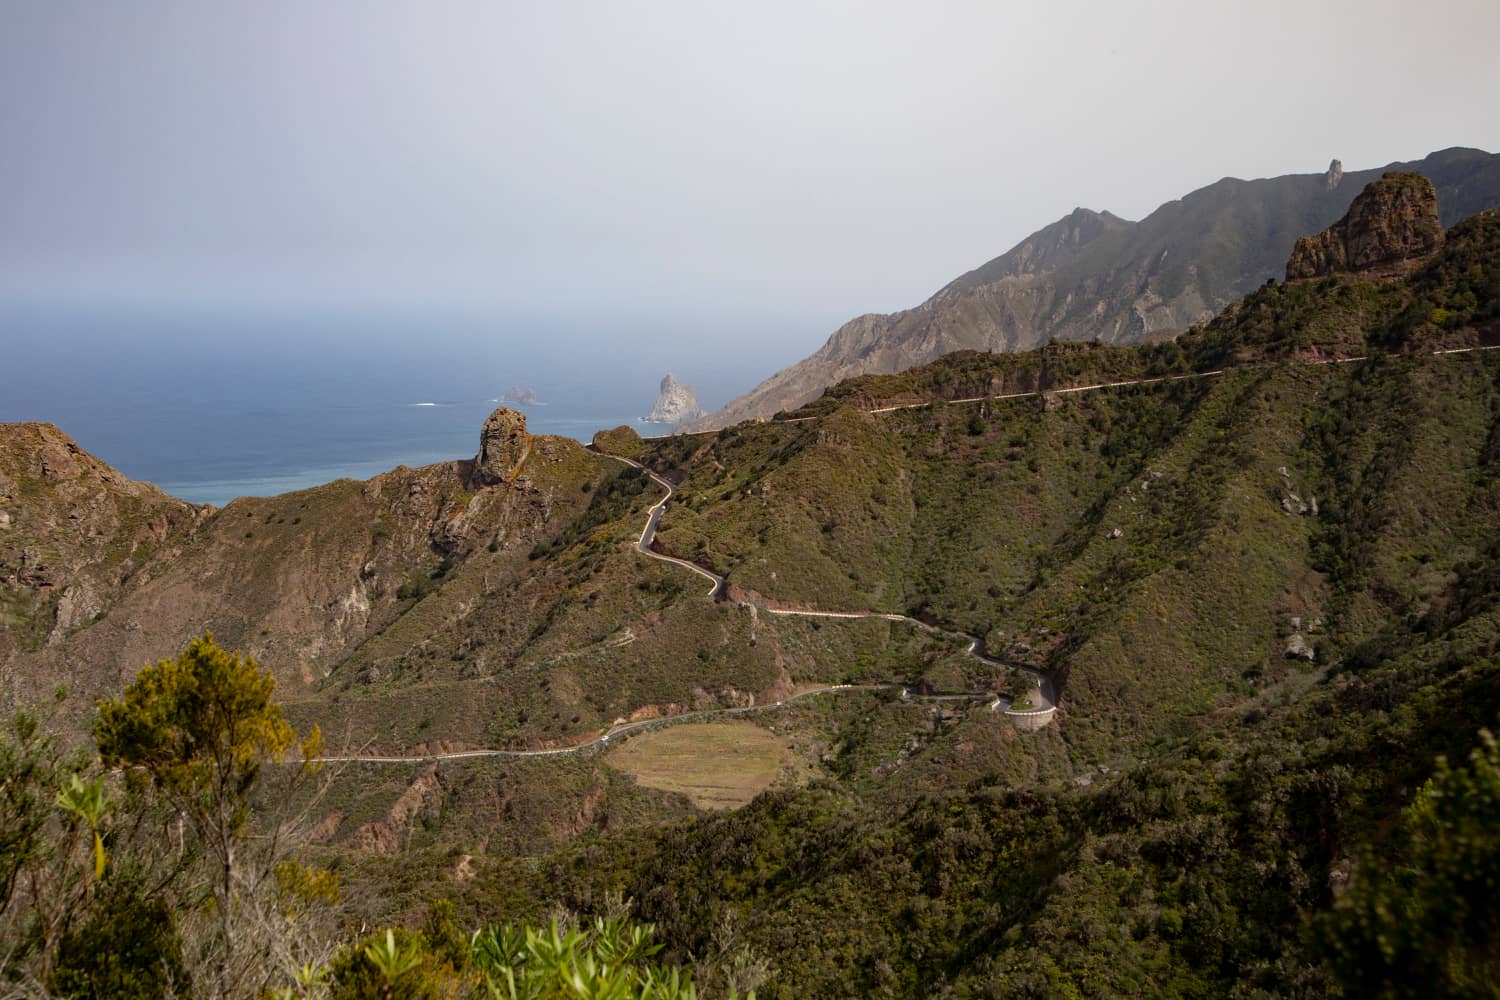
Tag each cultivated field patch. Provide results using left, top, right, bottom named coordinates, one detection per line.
left=605, top=719, right=797, bottom=809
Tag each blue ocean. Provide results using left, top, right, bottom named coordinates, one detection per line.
left=1, top=302, right=806, bottom=507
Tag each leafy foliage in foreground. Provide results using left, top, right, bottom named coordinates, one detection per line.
left=1, top=635, right=719, bottom=999
left=1330, top=732, right=1500, bottom=998
left=319, top=913, right=714, bottom=999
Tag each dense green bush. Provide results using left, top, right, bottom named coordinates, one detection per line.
left=49, top=876, right=186, bottom=999
left=1329, top=731, right=1500, bottom=997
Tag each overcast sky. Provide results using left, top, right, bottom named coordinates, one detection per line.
left=3, top=0, right=1498, bottom=361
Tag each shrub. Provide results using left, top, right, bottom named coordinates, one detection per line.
left=50, top=876, right=187, bottom=999
left=397, top=575, right=434, bottom=601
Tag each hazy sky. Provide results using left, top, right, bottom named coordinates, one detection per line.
left=3, top=0, right=1498, bottom=363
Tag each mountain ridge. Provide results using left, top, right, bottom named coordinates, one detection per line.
left=689, top=146, right=1500, bottom=430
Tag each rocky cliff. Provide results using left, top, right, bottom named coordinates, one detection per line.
left=648, top=374, right=705, bottom=425
left=1286, top=172, right=1444, bottom=280
left=0, top=423, right=206, bottom=658
left=0, top=404, right=804, bottom=759
left=472, top=407, right=531, bottom=486
left=0, top=410, right=597, bottom=711
left=690, top=147, right=1500, bottom=429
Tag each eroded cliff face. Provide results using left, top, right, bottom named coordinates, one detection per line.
left=1286, top=172, right=1444, bottom=280
left=0, top=409, right=595, bottom=708
left=0, top=423, right=206, bottom=659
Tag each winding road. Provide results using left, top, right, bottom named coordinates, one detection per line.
left=315, top=682, right=893, bottom=764
left=621, top=457, right=725, bottom=600
left=595, top=451, right=1057, bottom=719
left=321, top=344, right=1500, bottom=763
left=646, top=344, right=1500, bottom=432
left=317, top=451, right=1051, bottom=764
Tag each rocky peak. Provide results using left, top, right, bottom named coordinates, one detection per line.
left=938, top=206, right=1128, bottom=295
left=1286, top=172, right=1443, bottom=281
left=1325, top=158, right=1343, bottom=190
left=648, top=374, right=706, bottom=425
left=472, top=408, right=530, bottom=486
left=1023, top=208, right=1124, bottom=275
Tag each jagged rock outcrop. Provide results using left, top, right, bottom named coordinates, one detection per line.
left=648, top=374, right=705, bottom=425
left=1286, top=172, right=1444, bottom=280
left=690, top=148, right=1500, bottom=430
left=472, top=408, right=530, bottom=486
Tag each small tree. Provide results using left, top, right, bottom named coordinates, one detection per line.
left=0, top=711, right=62, bottom=922
left=95, top=633, right=325, bottom=998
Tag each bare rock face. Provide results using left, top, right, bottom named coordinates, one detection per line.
left=1286, top=172, right=1444, bottom=280
left=473, top=408, right=531, bottom=486
left=648, top=374, right=705, bottom=425
left=49, top=582, right=104, bottom=645
left=1284, top=632, right=1316, bottom=661
left=1325, top=158, right=1343, bottom=190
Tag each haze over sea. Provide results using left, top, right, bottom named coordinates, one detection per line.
left=2, top=302, right=807, bottom=507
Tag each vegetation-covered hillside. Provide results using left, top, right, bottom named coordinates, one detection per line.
left=470, top=207, right=1500, bottom=996
left=647, top=208, right=1500, bottom=760
left=5, top=199, right=1500, bottom=995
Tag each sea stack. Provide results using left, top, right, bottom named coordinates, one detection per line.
left=648, top=374, right=706, bottom=425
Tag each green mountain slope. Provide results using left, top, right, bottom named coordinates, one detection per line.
left=642, top=205, right=1500, bottom=762
left=7, top=186, right=1500, bottom=998
left=448, top=205, right=1500, bottom=999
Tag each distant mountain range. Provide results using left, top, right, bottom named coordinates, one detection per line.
left=690, top=146, right=1500, bottom=429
